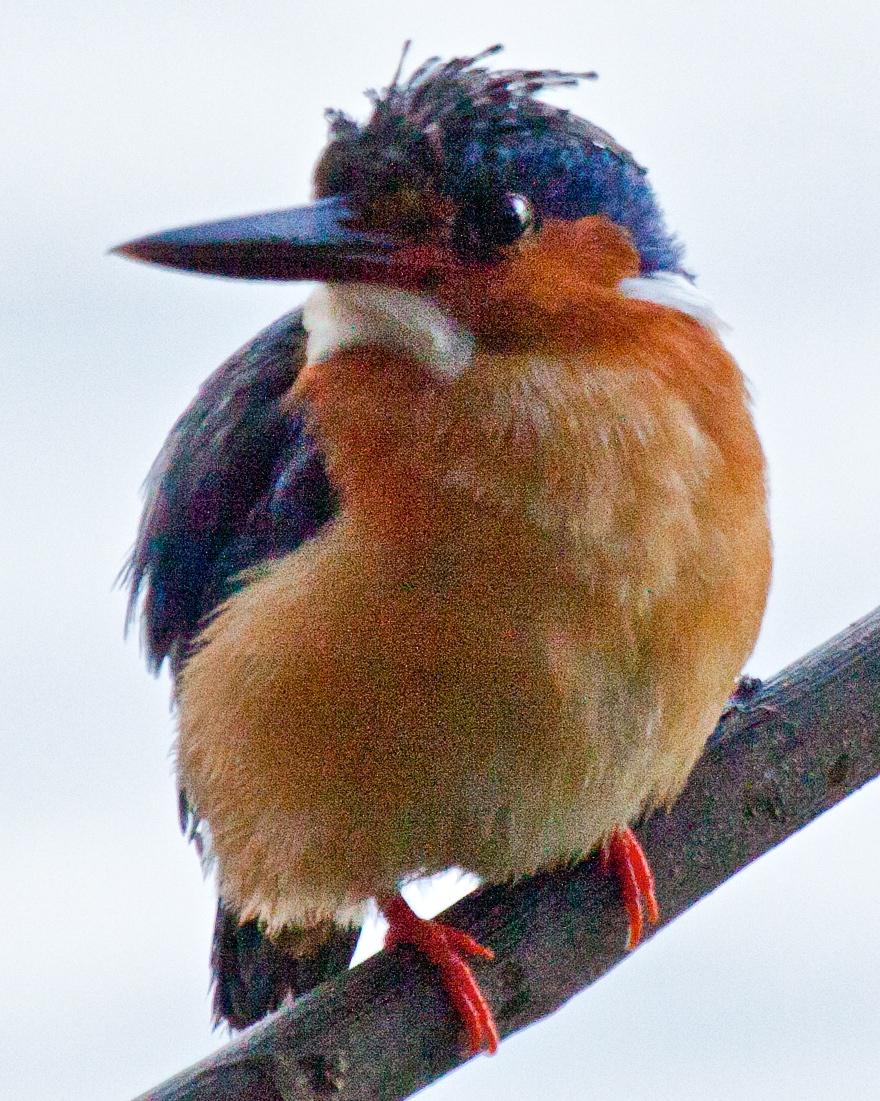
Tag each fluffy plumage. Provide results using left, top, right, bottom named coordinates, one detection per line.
left=175, top=217, right=769, bottom=936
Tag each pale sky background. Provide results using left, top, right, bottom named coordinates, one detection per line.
left=3, top=3, right=880, bottom=1099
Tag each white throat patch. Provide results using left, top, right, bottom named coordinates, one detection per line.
left=302, top=282, right=475, bottom=382
left=618, top=272, right=724, bottom=332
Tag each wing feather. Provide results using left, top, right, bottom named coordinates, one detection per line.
left=124, top=308, right=335, bottom=673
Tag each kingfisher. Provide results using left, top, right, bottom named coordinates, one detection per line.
left=118, top=45, right=771, bottom=1056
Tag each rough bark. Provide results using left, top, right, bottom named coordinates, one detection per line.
left=133, top=605, right=880, bottom=1101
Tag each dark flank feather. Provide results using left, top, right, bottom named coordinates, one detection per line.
left=124, top=309, right=354, bottom=1027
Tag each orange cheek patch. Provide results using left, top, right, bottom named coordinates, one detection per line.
left=506, top=216, right=641, bottom=294
left=434, top=216, right=641, bottom=350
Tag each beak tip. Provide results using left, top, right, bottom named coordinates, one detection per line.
left=110, top=234, right=203, bottom=273
left=110, top=239, right=151, bottom=262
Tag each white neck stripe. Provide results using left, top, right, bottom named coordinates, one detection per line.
left=618, top=272, right=724, bottom=332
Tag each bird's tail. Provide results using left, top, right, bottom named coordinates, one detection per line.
left=211, top=899, right=359, bottom=1029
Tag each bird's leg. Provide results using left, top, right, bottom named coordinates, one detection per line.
left=599, top=827, right=660, bottom=949
left=380, top=894, right=500, bottom=1056
left=720, top=674, right=788, bottom=726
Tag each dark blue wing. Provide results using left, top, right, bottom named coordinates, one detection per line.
left=124, top=307, right=336, bottom=675
left=124, top=308, right=350, bottom=1027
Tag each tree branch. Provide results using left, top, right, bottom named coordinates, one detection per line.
left=133, top=605, right=880, bottom=1101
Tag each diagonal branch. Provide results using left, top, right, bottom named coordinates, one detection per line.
left=133, top=605, right=880, bottom=1101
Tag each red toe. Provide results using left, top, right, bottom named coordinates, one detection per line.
left=602, top=827, right=660, bottom=949
left=382, top=895, right=499, bottom=1055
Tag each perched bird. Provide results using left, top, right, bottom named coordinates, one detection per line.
left=119, top=45, right=771, bottom=1055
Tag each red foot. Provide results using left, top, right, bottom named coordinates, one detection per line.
left=381, top=895, right=499, bottom=1056
left=600, top=827, right=660, bottom=949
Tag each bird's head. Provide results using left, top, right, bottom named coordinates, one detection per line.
left=117, top=46, right=686, bottom=366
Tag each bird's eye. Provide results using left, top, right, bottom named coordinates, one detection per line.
left=453, top=189, right=539, bottom=260
left=505, top=193, right=536, bottom=236
left=493, top=193, right=537, bottom=247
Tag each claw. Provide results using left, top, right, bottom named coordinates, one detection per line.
left=382, top=895, right=499, bottom=1056
left=601, top=827, right=660, bottom=949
